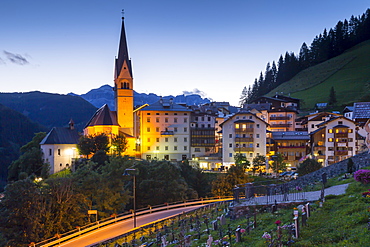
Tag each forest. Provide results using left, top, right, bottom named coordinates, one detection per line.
left=240, top=8, right=370, bottom=106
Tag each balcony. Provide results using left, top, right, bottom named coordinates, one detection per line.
left=234, top=147, right=254, bottom=152
left=334, top=133, right=348, bottom=138
left=277, top=145, right=305, bottom=149
left=270, top=124, right=292, bottom=128
left=335, top=150, right=348, bottom=156
left=270, top=116, right=291, bottom=120
left=235, top=137, right=254, bottom=142
left=235, top=128, right=254, bottom=133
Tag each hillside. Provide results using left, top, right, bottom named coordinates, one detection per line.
left=0, top=91, right=97, bottom=131
left=0, top=103, right=47, bottom=190
left=267, top=40, right=370, bottom=110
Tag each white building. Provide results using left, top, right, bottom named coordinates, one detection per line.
left=40, top=121, right=80, bottom=174
left=221, top=110, right=268, bottom=167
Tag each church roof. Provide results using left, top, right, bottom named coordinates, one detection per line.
left=40, top=127, right=80, bottom=145
left=85, top=104, right=118, bottom=127
left=115, top=17, right=133, bottom=79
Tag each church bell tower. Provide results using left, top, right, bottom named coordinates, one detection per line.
left=114, top=15, right=134, bottom=136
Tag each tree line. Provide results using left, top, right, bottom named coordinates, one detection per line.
left=240, top=8, right=370, bottom=106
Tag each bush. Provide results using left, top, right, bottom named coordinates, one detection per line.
left=353, top=169, right=370, bottom=184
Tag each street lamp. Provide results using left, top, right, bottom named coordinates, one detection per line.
left=123, top=168, right=137, bottom=228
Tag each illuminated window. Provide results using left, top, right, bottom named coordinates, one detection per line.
left=147, top=138, right=150, bottom=142
left=156, top=127, right=159, bottom=132
left=328, top=129, right=333, bottom=133
left=235, top=124, right=240, bottom=129
left=328, top=138, right=333, bottom=142
left=147, top=146, right=151, bottom=151
left=349, top=129, right=353, bottom=133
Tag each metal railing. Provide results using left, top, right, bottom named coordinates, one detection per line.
left=33, top=196, right=233, bottom=247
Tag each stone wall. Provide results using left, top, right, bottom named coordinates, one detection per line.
left=278, top=152, right=370, bottom=190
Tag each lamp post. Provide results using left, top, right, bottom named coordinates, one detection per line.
left=123, top=168, right=137, bottom=228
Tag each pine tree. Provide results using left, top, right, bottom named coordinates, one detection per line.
left=328, top=86, right=337, bottom=105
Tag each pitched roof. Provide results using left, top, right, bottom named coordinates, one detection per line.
left=353, top=102, right=370, bottom=119
left=85, top=104, right=118, bottom=127
left=271, top=131, right=309, bottom=140
left=140, top=98, right=192, bottom=112
left=40, top=127, right=80, bottom=145
left=115, top=17, right=133, bottom=79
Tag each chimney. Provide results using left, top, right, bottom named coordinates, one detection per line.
left=159, top=96, right=163, bottom=104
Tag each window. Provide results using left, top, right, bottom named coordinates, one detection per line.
left=182, top=155, right=187, bottom=160
left=147, top=113, right=151, bottom=115
left=165, top=113, right=168, bottom=115
left=174, top=113, right=177, bottom=115
left=208, top=117, right=211, bottom=121
left=184, top=137, right=188, bottom=142
left=184, top=146, right=188, bottom=151
left=147, top=138, right=150, bottom=142
left=58, top=149, right=61, bottom=156
left=184, top=127, right=188, bottom=132
left=311, top=124, right=315, bottom=128
left=184, top=118, right=188, bottom=123
left=165, top=146, right=168, bottom=151
left=229, top=143, right=232, bottom=147
left=174, top=137, right=178, bottom=142
left=229, top=134, right=232, bottom=138
left=49, top=149, right=52, bottom=156
left=156, top=113, right=159, bottom=115
left=201, top=116, right=205, bottom=121
left=250, top=153, right=253, bottom=157
left=164, top=155, right=169, bottom=160
left=195, top=117, right=198, bottom=121
left=165, top=138, right=168, bottom=142
left=328, top=138, right=333, bottom=142
left=147, top=127, right=151, bottom=132
left=156, top=127, right=159, bottom=132
left=338, top=121, right=343, bottom=125
left=156, top=118, right=159, bottom=123
left=349, top=129, right=353, bottom=133
left=147, top=117, right=150, bottom=122
left=156, top=138, right=159, bottom=142
left=249, top=116, right=252, bottom=119
left=174, top=118, right=178, bottom=123
left=184, top=113, right=188, bottom=115
left=165, top=118, right=168, bottom=123
left=194, top=148, right=200, bottom=152
left=156, top=146, right=160, bottom=150
left=146, top=155, right=151, bottom=160
left=256, top=124, right=260, bottom=128
left=235, top=124, right=240, bottom=129
left=256, top=143, right=260, bottom=148
left=147, top=146, right=151, bottom=151
left=174, top=127, right=178, bottom=132
left=256, top=134, right=260, bottom=138
left=174, top=146, right=178, bottom=151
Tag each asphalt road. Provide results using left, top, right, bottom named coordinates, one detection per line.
left=58, top=205, right=203, bottom=247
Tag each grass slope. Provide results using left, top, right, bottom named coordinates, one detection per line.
left=268, top=40, right=370, bottom=111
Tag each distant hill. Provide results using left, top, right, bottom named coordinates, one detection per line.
left=267, top=40, right=370, bottom=111
left=0, top=91, right=97, bottom=131
left=70, top=85, right=212, bottom=110
left=0, top=103, right=47, bottom=190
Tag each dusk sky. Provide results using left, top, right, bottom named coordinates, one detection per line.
left=0, top=1, right=368, bottom=106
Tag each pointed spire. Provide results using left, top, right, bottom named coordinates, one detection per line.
left=115, top=12, right=132, bottom=80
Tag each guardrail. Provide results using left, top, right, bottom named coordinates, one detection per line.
left=33, top=197, right=233, bottom=247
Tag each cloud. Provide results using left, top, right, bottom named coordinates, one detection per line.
left=3, top=50, right=29, bottom=65
left=182, top=88, right=207, bottom=98
left=0, top=57, right=5, bottom=65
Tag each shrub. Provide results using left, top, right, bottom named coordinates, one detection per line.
left=353, top=169, right=370, bottom=184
